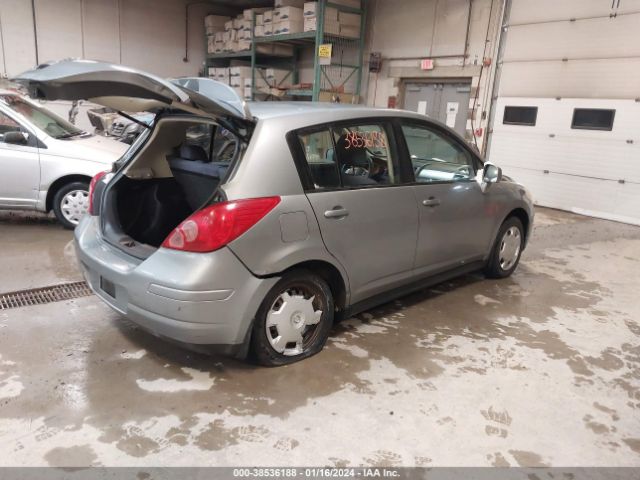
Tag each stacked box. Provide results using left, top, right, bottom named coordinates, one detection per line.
left=338, top=11, right=361, bottom=37
left=275, top=19, right=304, bottom=34
left=243, top=7, right=269, bottom=20
left=205, top=15, right=229, bottom=35
left=264, top=22, right=274, bottom=35
left=303, top=6, right=340, bottom=34
left=265, top=68, right=292, bottom=88
left=205, top=15, right=231, bottom=53
left=255, top=25, right=265, bottom=36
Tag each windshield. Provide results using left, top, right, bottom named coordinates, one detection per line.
left=0, top=95, right=84, bottom=139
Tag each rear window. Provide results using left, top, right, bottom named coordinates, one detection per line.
left=296, top=123, right=398, bottom=190
left=503, top=106, right=538, bottom=126
left=571, top=108, right=615, bottom=131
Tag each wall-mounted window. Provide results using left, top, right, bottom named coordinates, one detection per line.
left=503, top=106, right=538, bottom=126
left=571, top=108, right=615, bottom=131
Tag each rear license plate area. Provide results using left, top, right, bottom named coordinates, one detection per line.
left=100, top=277, right=116, bottom=299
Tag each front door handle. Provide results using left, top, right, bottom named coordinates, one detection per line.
left=422, top=197, right=441, bottom=207
left=324, top=207, right=349, bottom=219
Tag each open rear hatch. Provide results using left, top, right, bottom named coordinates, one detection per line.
left=13, top=60, right=254, bottom=258
left=13, top=59, right=253, bottom=128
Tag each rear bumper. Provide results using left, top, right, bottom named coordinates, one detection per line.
left=74, top=216, right=278, bottom=354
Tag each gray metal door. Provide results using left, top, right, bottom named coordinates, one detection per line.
left=306, top=187, right=418, bottom=304
left=403, top=82, right=471, bottom=137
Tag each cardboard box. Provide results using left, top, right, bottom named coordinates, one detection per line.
left=238, top=39, right=252, bottom=51
left=264, top=22, right=274, bottom=35
left=207, top=36, right=215, bottom=54
left=256, top=13, right=264, bottom=25
left=275, top=0, right=305, bottom=7
left=233, top=18, right=243, bottom=29
left=256, top=43, right=273, bottom=54
left=215, top=31, right=225, bottom=42
left=339, top=11, right=361, bottom=26
left=339, top=23, right=360, bottom=38
left=244, top=86, right=253, bottom=99
left=303, top=16, right=316, bottom=31
left=275, top=6, right=303, bottom=21
left=229, top=66, right=252, bottom=78
left=224, top=20, right=233, bottom=31
left=324, top=19, right=340, bottom=35
left=207, top=67, right=215, bottom=77
left=254, top=25, right=265, bottom=37
left=325, top=6, right=338, bottom=20
left=265, top=68, right=292, bottom=87
left=243, top=7, right=269, bottom=20
left=206, top=25, right=221, bottom=35
left=275, top=19, right=303, bottom=35
left=303, top=2, right=317, bottom=16
left=263, top=10, right=274, bottom=23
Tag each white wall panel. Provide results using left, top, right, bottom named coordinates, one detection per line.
left=431, top=0, right=470, bottom=57
left=34, top=0, right=83, bottom=62
left=510, top=0, right=618, bottom=25
left=0, top=0, right=37, bottom=76
left=499, top=58, right=640, bottom=99
left=82, top=0, right=120, bottom=64
left=368, top=0, right=436, bottom=58
left=504, top=13, right=640, bottom=61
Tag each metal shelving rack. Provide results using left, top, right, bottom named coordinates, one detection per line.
left=205, top=0, right=366, bottom=102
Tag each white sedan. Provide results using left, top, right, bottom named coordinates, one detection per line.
left=0, top=90, right=128, bottom=228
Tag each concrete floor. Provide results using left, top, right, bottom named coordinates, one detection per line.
left=0, top=207, right=639, bottom=467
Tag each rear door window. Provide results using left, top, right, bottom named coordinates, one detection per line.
left=331, top=124, right=398, bottom=187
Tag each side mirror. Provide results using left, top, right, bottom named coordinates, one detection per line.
left=3, top=131, right=29, bottom=146
left=481, top=163, right=502, bottom=192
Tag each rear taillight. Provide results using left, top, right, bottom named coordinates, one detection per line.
left=88, top=170, right=108, bottom=215
left=161, top=196, right=281, bottom=253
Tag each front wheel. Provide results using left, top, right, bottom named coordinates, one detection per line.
left=484, top=217, right=524, bottom=279
left=250, top=270, right=334, bottom=366
left=52, top=181, right=90, bottom=229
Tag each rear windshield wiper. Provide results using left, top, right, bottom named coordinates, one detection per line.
left=55, top=131, right=85, bottom=139
left=117, top=111, right=151, bottom=130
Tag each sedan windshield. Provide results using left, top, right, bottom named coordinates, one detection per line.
left=0, top=95, right=84, bottom=139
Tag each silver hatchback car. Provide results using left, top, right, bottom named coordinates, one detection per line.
left=17, top=60, right=534, bottom=366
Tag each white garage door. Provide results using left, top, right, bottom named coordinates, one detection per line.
left=490, top=98, right=640, bottom=225
left=487, top=0, right=640, bottom=225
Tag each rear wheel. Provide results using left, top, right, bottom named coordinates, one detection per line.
left=52, top=181, right=90, bottom=229
left=250, top=270, right=334, bottom=366
left=484, top=217, right=524, bottom=279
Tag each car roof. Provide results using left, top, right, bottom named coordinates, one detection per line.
left=248, top=101, right=426, bottom=123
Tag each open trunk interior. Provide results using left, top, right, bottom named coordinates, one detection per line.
left=102, top=117, right=238, bottom=254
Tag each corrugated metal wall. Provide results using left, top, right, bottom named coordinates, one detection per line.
left=488, top=0, right=640, bottom=225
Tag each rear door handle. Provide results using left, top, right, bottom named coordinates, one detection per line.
left=422, top=197, right=441, bottom=207
left=324, top=207, right=349, bottom=219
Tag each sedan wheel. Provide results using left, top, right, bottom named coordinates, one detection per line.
left=251, top=270, right=334, bottom=366
left=52, top=181, right=90, bottom=230
left=498, top=226, right=521, bottom=271
left=266, top=288, right=324, bottom=357
left=60, top=189, right=89, bottom=226
left=484, top=216, right=525, bottom=279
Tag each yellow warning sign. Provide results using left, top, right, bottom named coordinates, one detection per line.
left=318, top=43, right=332, bottom=58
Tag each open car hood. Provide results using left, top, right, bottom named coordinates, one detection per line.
left=13, top=59, right=252, bottom=124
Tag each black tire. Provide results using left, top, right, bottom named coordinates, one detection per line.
left=484, top=216, right=525, bottom=279
left=250, top=269, right=334, bottom=367
left=52, top=181, right=90, bottom=230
